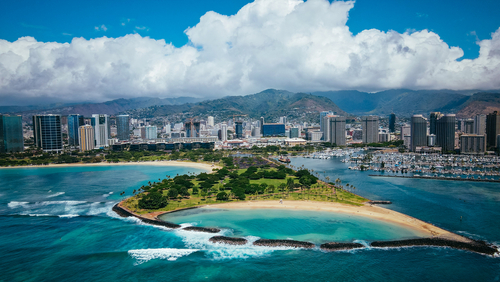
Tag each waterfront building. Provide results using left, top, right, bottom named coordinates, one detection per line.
left=68, top=115, right=84, bottom=146
left=221, top=123, right=228, bottom=141
left=207, top=116, right=214, bottom=127
left=436, top=114, right=456, bottom=153
left=235, top=121, right=243, bottom=139
left=262, top=124, right=286, bottom=137
left=378, top=133, right=389, bottom=143
left=145, top=126, right=157, bottom=140
left=389, top=113, right=396, bottom=133
left=486, top=111, right=500, bottom=148
left=320, top=111, right=332, bottom=140
left=361, top=116, right=379, bottom=144
left=0, top=115, right=24, bottom=153
left=411, top=115, right=427, bottom=152
left=429, top=112, right=442, bottom=135
left=78, top=125, right=95, bottom=152
left=474, top=114, right=486, bottom=136
left=460, top=134, right=485, bottom=154
left=306, top=131, right=323, bottom=141
left=328, top=116, right=346, bottom=146
left=33, top=115, right=63, bottom=153
left=116, top=115, right=130, bottom=141
left=290, top=127, right=300, bottom=138
left=427, top=134, right=436, bottom=147
left=91, top=114, right=109, bottom=148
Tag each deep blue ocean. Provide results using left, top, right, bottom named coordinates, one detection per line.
left=1, top=159, right=499, bottom=282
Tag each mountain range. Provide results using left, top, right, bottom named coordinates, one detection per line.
left=2, top=89, right=500, bottom=120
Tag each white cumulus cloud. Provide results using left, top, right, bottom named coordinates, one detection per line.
left=1, top=0, right=500, bottom=105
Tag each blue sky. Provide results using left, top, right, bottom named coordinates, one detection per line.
left=2, top=0, right=498, bottom=59
left=1, top=0, right=500, bottom=105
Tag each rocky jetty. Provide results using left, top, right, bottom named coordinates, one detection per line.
left=371, top=238, right=498, bottom=256
left=209, top=236, right=248, bottom=245
left=253, top=239, right=315, bottom=249
left=320, top=242, right=365, bottom=251
left=112, top=204, right=181, bottom=229
left=182, top=226, right=221, bottom=233
left=368, top=201, right=392, bottom=205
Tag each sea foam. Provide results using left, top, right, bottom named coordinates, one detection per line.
left=47, top=192, right=65, bottom=198
left=128, top=248, right=199, bottom=265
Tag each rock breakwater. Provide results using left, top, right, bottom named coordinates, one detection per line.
left=182, top=226, right=221, bottom=233
left=370, top=238, right=498, bottom=256
left=253, top=239, right=315, bottom=249
left=209, top=236, right=248, bottom=245
left=112, top=204, right=181, bottom=229
left=320, top=242, right=365, bottom=251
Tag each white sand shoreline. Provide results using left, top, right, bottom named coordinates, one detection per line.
left=0, top=161, right=220, bottom=172
left=203, top=200, right=471, bottom=242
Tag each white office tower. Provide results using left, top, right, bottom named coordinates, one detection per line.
left=328, top=116, right=346, bottom=145
left=207, top=116, right=214, bottom=127
left=252, top=127, right=261, bottom=138
left=279, top=116, right=287, bottom=125
left=145, top=126, right=157, bottom=139
left=164, top=124, right=171, bottom=134
left=221, top=123, right=228, bottom=141
left=362, top=116, right=379, bottom=144
left=92, top=114, right=109, bottom=147
left=319, top=111, right=332, bottom=140
left=474, top=114, right=486, bottom=136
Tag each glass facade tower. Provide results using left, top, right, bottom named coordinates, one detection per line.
left=0, top=115, right=24, bottom=153
left=68, top=115, right=84, bottom=146
left=33, top=115, right=63, bottom=152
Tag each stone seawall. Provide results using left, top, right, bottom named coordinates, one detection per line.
left=209, top=236, right=248, bottom=245
left=183, top=226, right=221, bottom=233
left=112, top=204, right=181, bottom=229
left=253, top=239, right=315, bottom=249
left=320, top=242, right=365, bottom=251
left=370, top=238, right=498, bottom=256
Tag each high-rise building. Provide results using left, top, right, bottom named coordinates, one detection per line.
left=401, top=124, right=411, bottom=147
left=67, top=115, right=84, bottom=146
left=279, top=116, right=287, bottom=125
left=262, top=124, right=286, bottom=137
left=328, top=116, right=346, bottom=146
left=91, top=114, right=109, bottom=147
left=320, top=111, right=332, bottom=140
left=78, top=125, right=95, bottom=152
left=221, top=123, right=228, bottom=141
left=474, top=114, right=486, bottom=136
left=207, top=116, right=214, bottom=127
left=185, top=121, right=200, bottom=138
left=116, top=115, right=130, bottom=141
left=0, top=115, right=24, bottom=153
left=289, top=127, right=300, bottom=139
left=145, top=126, right=157, bottom=139
left=260, top=117, right=265, bottom=134
left=436, top=114, right=456, bottom=153
left=361, top=116, right=379, bottom=144
left=164, top=124, right=171, bottom=134
left=460, top=135, right=485, bottom=155
left=429, top=112, right=442, bottom=135
left=411, top=115, right=427, bottom=152
left=462, top=119, right=474, bottom=134
left=389, top=113, right=396, bottom=133
left=235, top=121, right=243, bottom=139
left=33, top=115, right=63, bottom=153
left=486, top=111, right=500, bottom=149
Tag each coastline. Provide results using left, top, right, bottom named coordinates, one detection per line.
left=0, top=160, right=220, bottom=172
left=204, top=200, right=470, bottom=242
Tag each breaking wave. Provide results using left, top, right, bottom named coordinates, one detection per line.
left=128, top=248, right=199, bottom=265
left=47, top=192, right=65, bottom=198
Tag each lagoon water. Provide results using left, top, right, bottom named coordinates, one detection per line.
left=1, top=160, right=499, bottom=281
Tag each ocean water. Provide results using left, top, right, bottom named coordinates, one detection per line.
left=0, top=161, right=499, bottom=281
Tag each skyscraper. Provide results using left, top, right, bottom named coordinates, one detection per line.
left=79, top=125, right=95, bottom=152
left=289, top=127, right=300, bottom=138
left=68, top=115, right=84, bottom=147
left=436, top=114, right=456, bottom=153
left=91, top=114, right=109, bottom=147
left=207, top=116, right=214, bottom=127
left=429, top=112, right=442, bottom=135
left=33, top=115, right=63, bottom=153
left=145, top=126, right=157, bottom=139
left=486, top=111, right=500, bottom=149
left=116, top=115, right=130, bottom=141
left=474, top=114, right=486, bottom=136
left=260, top=117, right=265, bottom=134
left=221, top=123, right=228, bottom=141
left=411, top=115, right=427, bottom=151
left=279, top=116, right=287, bottom=125
left=328, top=116, right=346, bottom=146
left=389, top=113, right=396, bottom=133
left=235, top=121, right=243, bottom=139
left=361, top=116, right=378, bottom=144
left=320, top=111, right=332, bottom=140
left=0, top=115, right=24, bottom=153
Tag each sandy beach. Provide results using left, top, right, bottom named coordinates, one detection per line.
left=206, top=200, right=472, bottom=243
left=0, top=161, right=220, bottom=171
